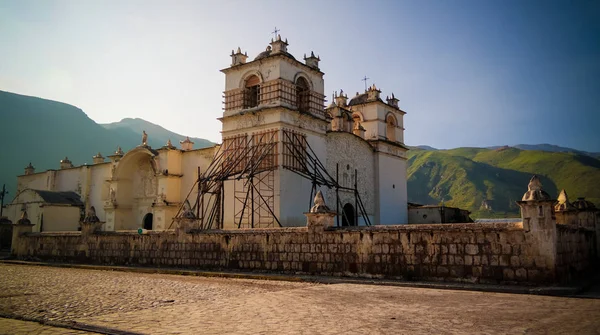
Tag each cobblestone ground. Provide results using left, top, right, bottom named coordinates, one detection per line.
left=1, top=264, right=599, bottom=334
left=0, top=318, right=94, bottom=335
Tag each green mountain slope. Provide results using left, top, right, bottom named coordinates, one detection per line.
left=0, top=91, right=213, bottom=203
left=102, top=118, right=214, bottom=149
left=407, top=147, right=600, bottom=218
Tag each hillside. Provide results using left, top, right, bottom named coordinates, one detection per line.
left=407, top=147, right=600, bottom=217
left=102, top=118, right=213, bottom=149
left=0, top=91, right=214, bottom=202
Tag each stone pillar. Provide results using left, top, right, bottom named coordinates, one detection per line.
left=11, top=211, right=34, bottom=257
left=81, top=206, right=103, bottom=238
left=516, top=176, right=557, bottom=282
left=305, top=212, right=336, bottom=233
left=305, top=190, right=336, bottom=233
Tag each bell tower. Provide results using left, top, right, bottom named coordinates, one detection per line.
left=218, top=36, right=329, bottom=228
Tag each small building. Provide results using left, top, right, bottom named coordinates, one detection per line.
left=408, top=203, right=472, bottom=224
left=5, top=189, right=83, bottom=232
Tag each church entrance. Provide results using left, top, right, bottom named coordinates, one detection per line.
left=143, top=213, right=153, bottom=230
left=342, top=203, right=355, bottom=226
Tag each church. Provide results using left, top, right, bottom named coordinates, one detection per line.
left=5, top=36, right=409, bottom=232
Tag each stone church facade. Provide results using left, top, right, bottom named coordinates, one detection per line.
left=6, top=36, right=409, bottom=232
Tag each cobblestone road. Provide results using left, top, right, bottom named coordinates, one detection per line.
left=1, top=263, right=599, bottom=334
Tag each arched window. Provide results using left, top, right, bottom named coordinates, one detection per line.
left=386, top=114, right=397, bottom=142
left=244, top=75, right=260, bottom=108
left=296, top=77, right=310, bottom=113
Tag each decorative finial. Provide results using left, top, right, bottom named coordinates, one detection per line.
left=142, top=130, right=148, bottom=146
left=528, top=175, right=542, bottom=191
left=310, top=190, right=331, bottom=213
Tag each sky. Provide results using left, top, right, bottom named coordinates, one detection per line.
left=1, top=0, right=599, bottom=151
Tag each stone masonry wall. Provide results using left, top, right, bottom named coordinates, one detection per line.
left=556, top=225, right=597, bottom=282
left=11, top=221, right=584, bottom=284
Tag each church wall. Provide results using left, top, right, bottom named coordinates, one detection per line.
left=376, top=153, right=408, bottom=225
left=279, top=169, right=312, bottom=227
left=54, top=167, right=85, bottom=195
left=278, top=61, right=324, bottom=94
left=224, top=59, right=280, bottom=93
left=16, top=171, right=53, bottom=193
left=13, top=220, right=597, bottom=285
left=180, top=148, right=215, bottom=207
left=325, top=132, right=376, bottom=225
left=42, top=206, right=80, bottom=232
left=88, top=163, right=111, bottom=223
left=279, top=129, right=328, bottom=227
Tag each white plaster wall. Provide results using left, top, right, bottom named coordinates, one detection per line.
left=54, top=167, right=84, bottom=194
left=88, top=163, right=111, bottom=222
left=376, top=153, right=408, bottom=224
left=43, top=206, right=80, bottom=231
left=279, top=61, right=324, bottom=94
left=224, top=59, right=280, bottom=91
left=278, top=168, right=312, bottom=227
left=179, top=148, right=215, bottom=204
left=16, top=172, right=52, bottom=193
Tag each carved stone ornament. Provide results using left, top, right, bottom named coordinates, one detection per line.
left=83, top=206, right=100, bottom=223
left=310, top=190, right=331, bottom=213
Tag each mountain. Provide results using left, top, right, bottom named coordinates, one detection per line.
left=411, top=145, right=438, bottom=151
left=486, top=144, right=600, bottom=158
left=0, top=91, right=214, bottom=203
left=407, top=146, right=600, bottom=218
left=102, top=118, right=213, bottom=149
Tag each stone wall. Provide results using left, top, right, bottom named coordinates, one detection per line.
left=13, top=219, right=596, bottom=284
left=556, top=225, right=597, bottom=282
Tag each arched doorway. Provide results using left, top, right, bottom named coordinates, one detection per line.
left=342, top=203, right=355, bottom=227
left=143, top=213, right=153, bottom=230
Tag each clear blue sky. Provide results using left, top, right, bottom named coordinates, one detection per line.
left=1, top=0, right=599, bottom=151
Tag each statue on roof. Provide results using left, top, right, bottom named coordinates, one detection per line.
left=142, top=130, right=148, bottom=146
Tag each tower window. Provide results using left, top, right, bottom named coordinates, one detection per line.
left=386, top=114, right=397, bottom=142
left=244, top=75, right=260, bottom=108
left=296, top=77, right=310, bottom=113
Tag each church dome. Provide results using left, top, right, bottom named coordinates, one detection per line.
left=254, top=48, right=296, bottom=61
left=348, top=93, right=368, bottom=106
